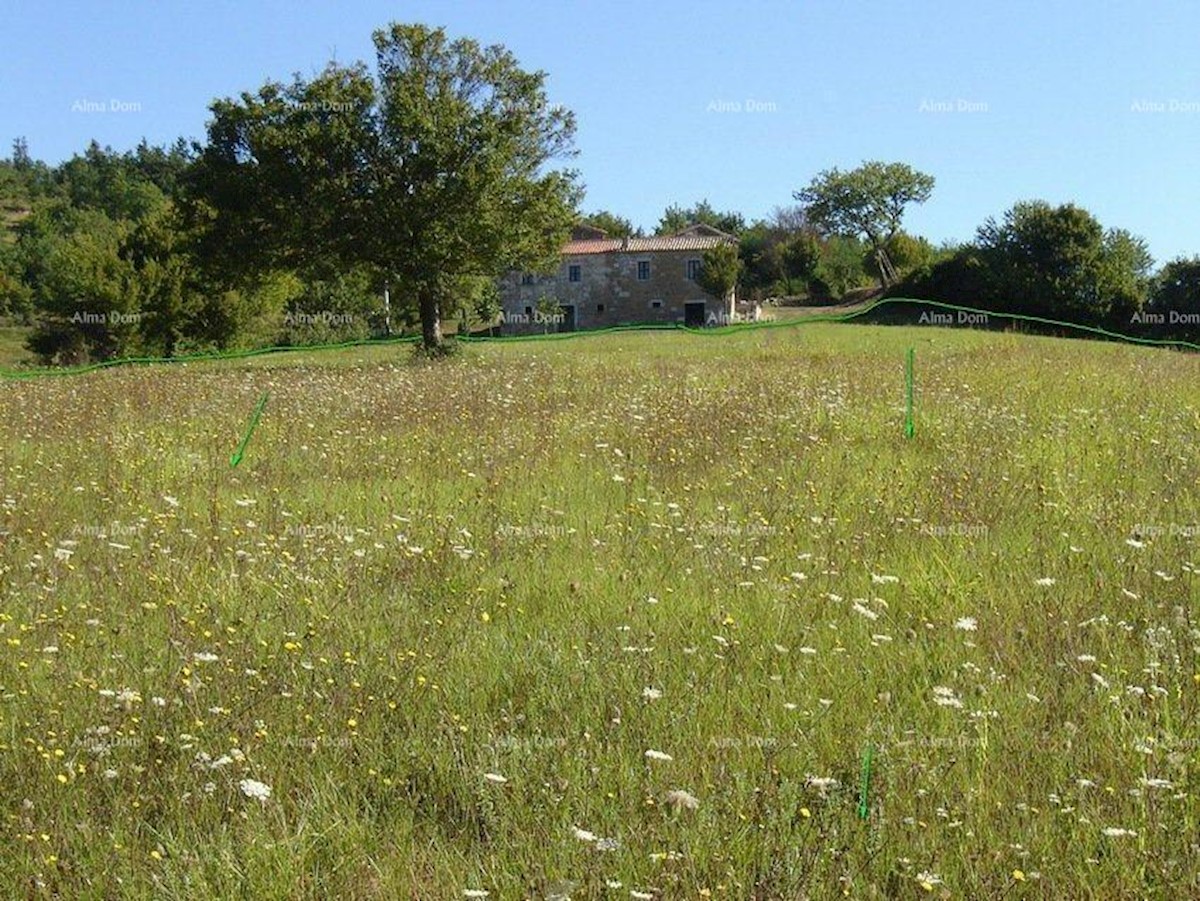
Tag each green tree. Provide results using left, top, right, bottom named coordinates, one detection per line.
left=795, top=161, right=935, bottom=287
left=535, top=294, right=563, bottom=333
left=580, top=210, right=640, bottom=238
left=655, top=199, right=744, bottom=236
left=863, top=232, right=937, bottom=283
left=1148, top=257, right=1200, bottom=326
left=11, top=137, right=32, bottom=171
left=23, top=207, right=140, bottom=362
left=975, top=201, right=1151, bottom=322
left=780, top=231, right=822, bottom=293
left=186, top=23, right=581, bottom=354
left=814, top=235, right=871, bottom=299
left=697, top=243, right=742, bottom=308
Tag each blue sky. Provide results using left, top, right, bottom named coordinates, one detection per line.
left=3, top=0, right=1199, bottom=263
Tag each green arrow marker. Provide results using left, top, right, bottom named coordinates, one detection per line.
left=858, top=743, right=875, bottom=820
left=230, top=392, right=269, bottom=468
left=904, top=347, right=915, bottom=439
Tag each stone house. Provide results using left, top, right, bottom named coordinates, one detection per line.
left=497, top=223, right=738, bottom=333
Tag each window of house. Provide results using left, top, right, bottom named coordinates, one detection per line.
left=521, top=274, right=535, bottom=285
left=686, top=259, right=702, bottom=280
left=568, top=264, right=582, bottom=283
left=650, top=300, right=663, bottom=309
left=524, top=306, right=533, bottom=317
left=637, top=260, right=650, bottom=280
left=596, top=303, right=605, bottom=314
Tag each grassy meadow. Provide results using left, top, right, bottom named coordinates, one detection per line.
left=1, top=322, right=1198, bottom=899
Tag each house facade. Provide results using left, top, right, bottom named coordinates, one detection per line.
left=497, top=223, right=738, bottom=334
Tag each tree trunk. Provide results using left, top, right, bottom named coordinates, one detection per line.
left=874, top=246, right=897, bottom=287
left=419, top=290, right=442, bottom=350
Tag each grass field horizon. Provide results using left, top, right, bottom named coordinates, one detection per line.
left=2, top=323, right=1198, bottom=898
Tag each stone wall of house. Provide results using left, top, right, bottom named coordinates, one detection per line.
left=499, top=249, right=735, bottom=334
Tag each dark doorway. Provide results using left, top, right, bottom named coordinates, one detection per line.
left=684, top=302, right=706, bottom=328
left=557, top=304, right=576, bottom=332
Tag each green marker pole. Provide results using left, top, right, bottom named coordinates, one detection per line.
left=858, top=743, right=875, bottom=820
left=230, top=391, right=269, bottom=468
left=904, top=347, right=915, bottom=439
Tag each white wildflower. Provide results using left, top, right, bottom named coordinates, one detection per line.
left=806, top=775, right=839, bottom=793
left=644, top=749, right=673, bottom=762
left=851, top=601, right=878, bottom=620
left=933, top=686, right=964, bottom=708
left=954, top=617, right=978, bottom=631
left=238, top=778, right=272, bottom=801
left=663, top=789, right=700, bottom=810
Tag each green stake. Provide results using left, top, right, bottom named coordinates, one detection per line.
left=857, top=743, right=875, bottom=820
left=904, top=346, right=915, bottom=439
left=230, top=391, right=269, bottom=468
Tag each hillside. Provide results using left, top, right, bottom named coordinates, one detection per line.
left=1, top=324, right=1198, bottom=898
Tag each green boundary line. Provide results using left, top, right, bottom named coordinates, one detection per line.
left=857, top=743, right=875, bottom=820
left=1, top=297, right=1196, bottom=381
left=229, top=391, right=269, bottom=468
left=904, top=347, right=915, bottom=439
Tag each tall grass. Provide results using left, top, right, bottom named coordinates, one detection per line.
left=0, top=323, right=1197, bottom=898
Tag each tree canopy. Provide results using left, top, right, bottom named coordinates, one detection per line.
left=655, top=199, right=744, bottom=236
left=579, top=210, right=640, bottom=238
left=975, top=200, right=1152, bottom=320
left=696, top=243, right=742, bottom=309
left=186, top=22, right=582, bottom=351
left=795, top=161, right=935, bottom=286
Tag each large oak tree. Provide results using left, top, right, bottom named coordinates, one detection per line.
left=186, top=23, right=581, bottom=352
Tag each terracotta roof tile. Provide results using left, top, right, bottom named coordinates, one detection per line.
left=562, top=235, right=734, bottom=255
